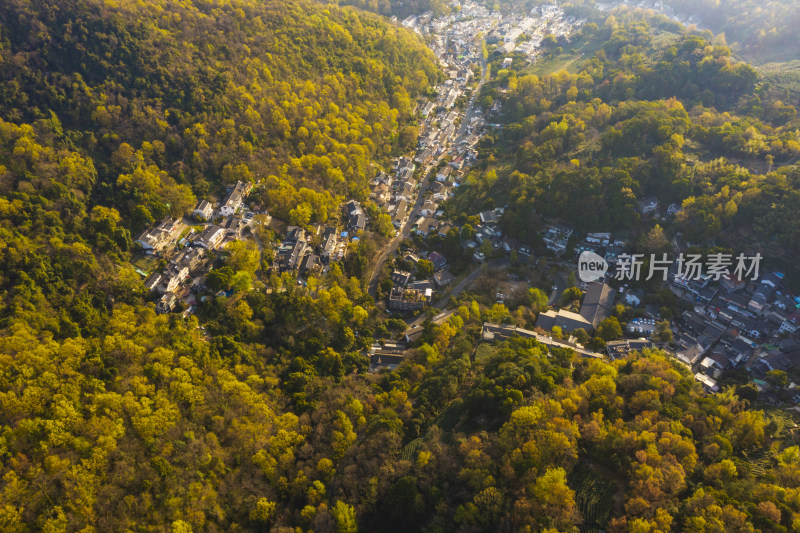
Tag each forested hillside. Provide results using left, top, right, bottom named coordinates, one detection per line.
left=666, top=0, right=800, bottom=64
left=0, top=0, right=438, bottom=361
left=0, top=1, right=436, bottom=525
left=4, top=284, right=800, bottom=531
left=328, top=0, right=451, bottom=18
left=2, top=1, right=800, bottom=532
left=451, top=12, right=800, bottom=267
left=0, top=0, right=438, bottom=228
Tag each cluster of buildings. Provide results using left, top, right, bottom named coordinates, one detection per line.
left=139, top=178, right=374, bottom=312
left=381, top=5, right=790, bottom=405
left=371, top=157, right=418, bottom=229
left=409, top=3, right=582, bottom=67
left=573, top=230, right=629, bottom=265
left=387, top=250, right=453, bottom=313
left=632, top=196, right=683, bottom=222
left=218, top=181, right=252, bottom=217
left=488, top=7, right=581, bottom=65
left=487, top=5, right=581, bottom=61
left=135, top=217, right=182, bottom=252
left=421, top=3, right=501, bottom=60
left=663, top=270, right=800, bottom=395
left=273, top=200, right=370, bottom=273
left=595, top=0, right=704, bottom=28
left=530, top=219, right=800, bottom=396
left=145, top=246, right=209, bottom=314
left=416, top=108, right=469, bottom=166
left=138, top=180, right=265, bottom=314
left=274, top=223, right=350, bottom=274
left=537, top=222, right=632, bottom=263
left=542, top=222, right=574, bottom=255
left=461, top=207, right=531, bottom=262
left=273, top=200, right=372, bottom=273
left=275, top=227, right=313, bottom=273
left=399, top=3, right=494, bottom=164
left=372, top=1, right=506, bottom=315
left=536, top=282, right=617, bottom=333
left=577, top=249, right=800, bottom=395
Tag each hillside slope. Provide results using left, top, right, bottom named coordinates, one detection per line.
left=1, top=2, right=800, bottom=532
left=666, top=0, right=800, bottom=64
left=0, top=0, right=438, bottom=227
left=449, top=13, right=800, bottom=270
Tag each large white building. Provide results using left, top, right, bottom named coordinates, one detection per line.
left=195, top=225, right=225, bottom=250
left=135, top=217, right=180, bottom=251
left=193, top=199, right=214, bottom=220
left=219, top=181, right=252, bottom=217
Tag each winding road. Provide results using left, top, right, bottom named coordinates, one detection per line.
left=404, top=257, right=510, bottom=330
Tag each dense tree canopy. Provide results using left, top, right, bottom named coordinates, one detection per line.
left=2, top=287, right=800, bottom=531
left=447, top=14, right=800, bottom=266
left=665, top=0, right=800, bottom=64
left=0, top=0, right=438, bottom=222
left=0, top=1, right=799, bottom=531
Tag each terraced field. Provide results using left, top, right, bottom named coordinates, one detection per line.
left=568, top=462, right=618, bottom=532
left=402, top=438, right=424, bottom=461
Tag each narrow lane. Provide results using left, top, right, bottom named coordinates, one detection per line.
left=367, top=41, right=490, bottom=298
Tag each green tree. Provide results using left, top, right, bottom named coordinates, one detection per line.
left=171, top=521, right=193, bottom=533
left=207, top=266, right=235, bottom=292
left=654, top=320, right=673, bottom=343
left=373, top=213, right=395, bottom=237
left=289, top=203, right=313, bottom=227
left=331, top=501, right=357, bottom=533
left=527, top=287, right=549, bottom=309
left=597, top=317, right=623, bottom=341
left=541, top=34, right=558, bottom=50
left=461, top=224, right=476, bottom=240
left=573, top=328, right=589, bottom=345
left=226, top=240, right=260, bottom=275
left=416, top=259, right=434, bottom=279
left=399, top=126, right=419, bottom=150
left=642, top=224, right=670, bottom=252
left=531, top=468, right=580, bottom=529
left=250, top=498, right=276, bottom=523
left=766, top=370, right=788, bottom=389
left=559, top=287, right=582, bottom=307
left=230, top=271, right=253, bottom=293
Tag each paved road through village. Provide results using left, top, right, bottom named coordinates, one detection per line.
left=367, top=50, right=489, bottom=298
left=404, top=257, right=510, bottom=330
